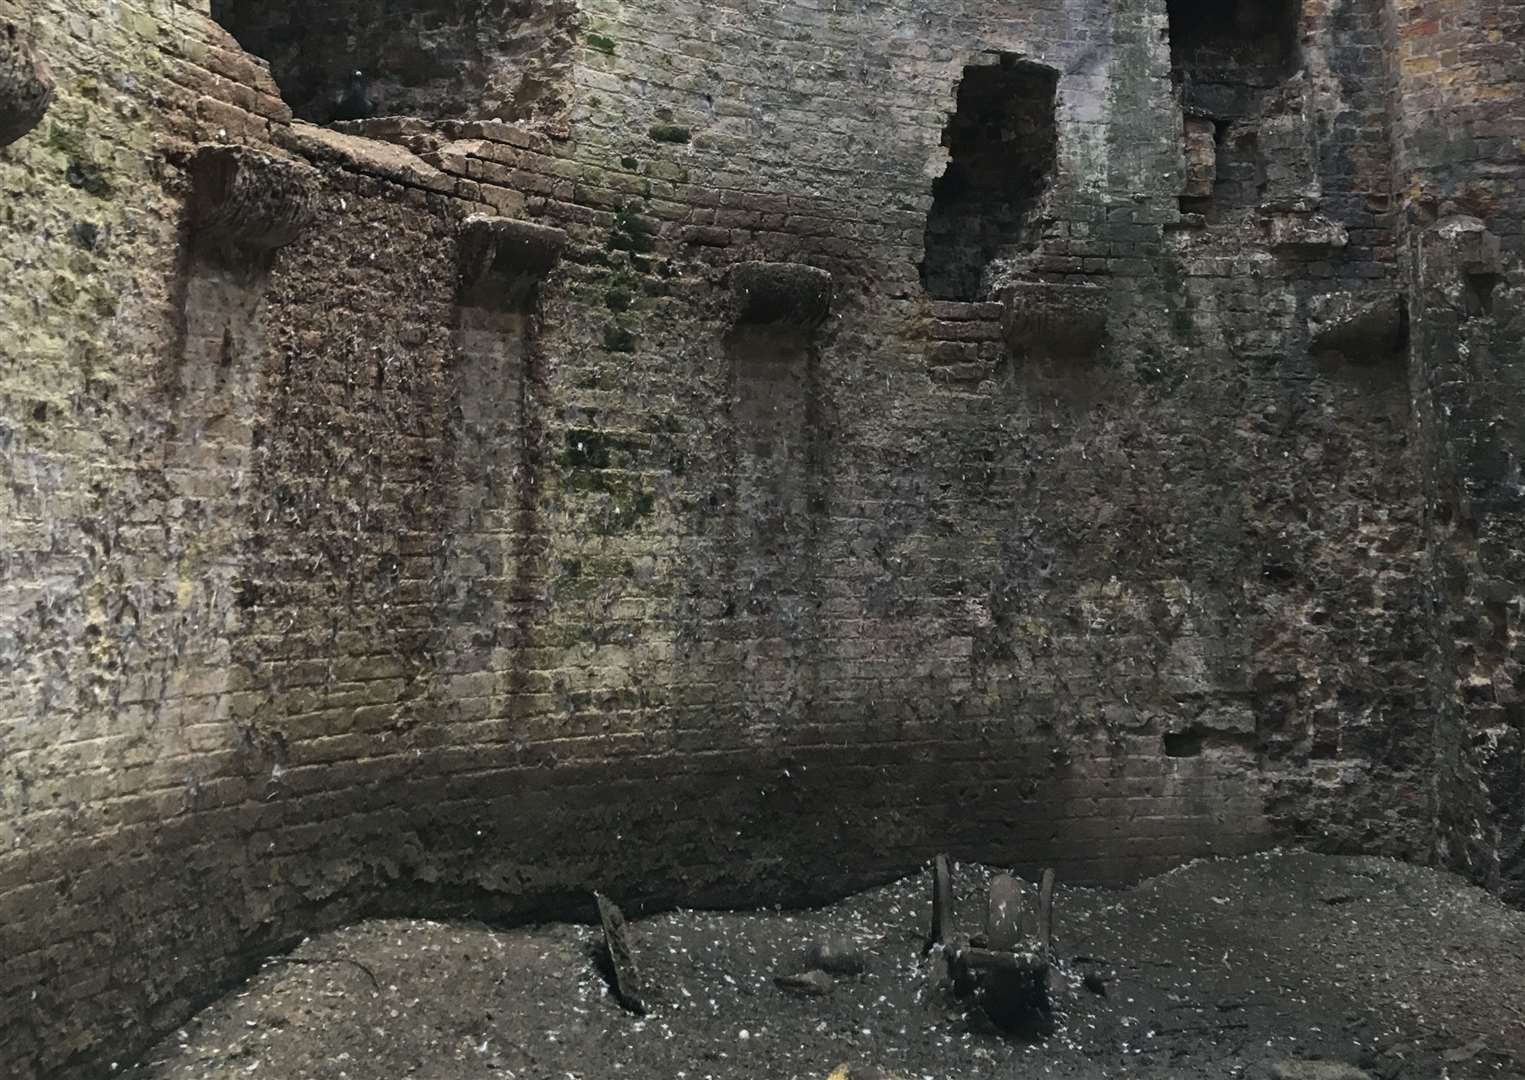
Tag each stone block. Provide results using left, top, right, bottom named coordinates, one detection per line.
left=1422, top=215, right=1502, bottom=279
left=1269, top=213, right=1349, bottom=251
left=1308, top=291, right=1405, bottom=357
left=730, top=261, right=833, bottom=328
left=189, top=144, right=318, bottom=249
left=1182, top=116, right=1216, bottom=198
left=0, top=21, right=54, bottom=148
left=1000, top=281, right=1109, bottom=358
left=458, top=213, right=567, bottom=307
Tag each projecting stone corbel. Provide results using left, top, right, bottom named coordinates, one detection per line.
left=1420, top=215, right=1504, bottom=320
left=0, top=22, right=54, bottom=148
left=999, top=281, right=1108, bottom=359
left=729, top=262, right=833, bottom=330
left=1423, top=215, right=1501, bottom=279
left=1308, top=291, right=1405, bottom=359
left=190, top=144, right=318, bottom=249
left=458, top=213, right=567, bottom=308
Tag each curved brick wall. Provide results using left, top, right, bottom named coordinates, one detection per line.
left=1382, top=0, right=1525, bottom=899
left=0, top=0, right=1517, bottom=1076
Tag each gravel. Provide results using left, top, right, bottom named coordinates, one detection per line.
left=125, top=850, right=1525, bottom=1080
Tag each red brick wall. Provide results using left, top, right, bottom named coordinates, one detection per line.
left=2, top=0, right=1510, bottom=1076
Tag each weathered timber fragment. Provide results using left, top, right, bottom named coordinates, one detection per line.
left=985, top=873, right=1024, bottom=951
left=0, top=21, right=53, bottom=147
left=190, top=144, right=318, bottom=249
left=595, top=893, right=647, bottom=1015
left=458, top=213, right=568, bottom=308
left=1036, top=867, right=1055, bottom=959
left=933, top=870, right=1056, bottom=1030
left=1000, top=281, right=1108, bottom=359
left=928, top=854, right=953, bottom=950
left=955, top=946, right=1047, bottom=975
left=730, top=261, right=833, bottom=328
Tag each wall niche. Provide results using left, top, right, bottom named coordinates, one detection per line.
left=1168, top=0, right=1304, bottom=217
left=210, top=0, right=578, bottom=124
left=921, top=56, right=1058, bottom=302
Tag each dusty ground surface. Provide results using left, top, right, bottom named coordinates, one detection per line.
left=125, top=851, right=1525, bottom=1079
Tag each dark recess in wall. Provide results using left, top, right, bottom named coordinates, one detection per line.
left=1168, top=0, right=1302, bottom=219
left=921, top=57, right=1058, bottom=302
left=209, top=0, right=578, bottom=123
left=1166, top=0, right=1300, bottom=91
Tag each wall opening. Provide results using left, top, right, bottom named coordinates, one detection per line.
left=1168, top=0, right=1301, bottom=216
left=1167, top=0, right=1300, bottom=96
left=209, top=0, right=578, bottom=124
left=921, top=57, right=1058, bottom=302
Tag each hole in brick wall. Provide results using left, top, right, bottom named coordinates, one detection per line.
left=209, top=0, right=578, bottom=124
left=1163, top=729, right=1205, bottom=758
left=921, top=56, right=1058, bottom=302
left=1168, top=0, right=1300, bottom=214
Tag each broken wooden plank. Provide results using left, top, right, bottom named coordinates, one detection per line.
left=928, top=854, right=953, bottom=950
left=955, top=946, right=1048, bottom=976
left=986, top=873, right=1024, bottom=952
left=1037, top=868, right=1056, bottom=959
left=595, top=892, right=647, bottom=1016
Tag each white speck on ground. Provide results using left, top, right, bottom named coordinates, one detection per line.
left=126, top=851, right=1525, bottom=1079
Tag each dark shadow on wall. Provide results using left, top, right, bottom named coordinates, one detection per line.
left=921, top=57, right=1058, bottom=302
left=1169, top=0, right=1303, bottom=219
left=209, top=0, right=579, bottom=124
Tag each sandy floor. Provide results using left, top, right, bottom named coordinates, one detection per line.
left=125, top=850, right=1525, bottom=1079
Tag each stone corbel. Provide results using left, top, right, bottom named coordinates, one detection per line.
left=729, top=261, right=833, bottom=330
left=190, top=144, right=318, bottom=249
left=1420, top=215, right=1504, bottom=320
left=0, top=21, right=54, bottom=148
left=999, top=281, right=1108, bottom=359
left=458, top=213, right=568, bottom=308
left=1308, top=291, right=1405, bottom=358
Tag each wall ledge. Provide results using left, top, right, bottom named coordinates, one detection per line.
left=190, top=144, right=319, bottom=249
left=730, top=261, right=833, bottom=329
left=1000, top=280, right=1108, bottom=358
left=458, top=213, right=567, bottom=306
left=1309, top=291, right=1405, bottom=357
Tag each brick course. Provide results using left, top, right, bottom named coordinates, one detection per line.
left=0, top=0, right=1520, bottom=1076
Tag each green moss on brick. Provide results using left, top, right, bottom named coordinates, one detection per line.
left=648, top=124, right=691, bottom=145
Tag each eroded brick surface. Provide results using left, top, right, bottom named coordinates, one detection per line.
left=0, top=0, right=1521, bottom=1076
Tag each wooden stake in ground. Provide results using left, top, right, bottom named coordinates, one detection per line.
left=595, top=892, right=647, bottom=1016
left=928, top=854, right=953, bottom=950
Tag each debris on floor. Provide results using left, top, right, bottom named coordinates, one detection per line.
left=125, top=851, right=1525, bottom=1080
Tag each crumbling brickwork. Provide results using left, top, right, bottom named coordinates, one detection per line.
left=1382, top=0, right=1525, bottom=903
left=0, top=0, right=1521, bottom=1076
